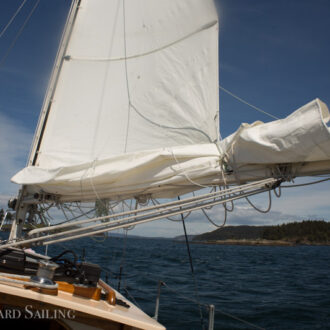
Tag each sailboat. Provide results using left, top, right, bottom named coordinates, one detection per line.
left=1, top=0, right=330, bottom=329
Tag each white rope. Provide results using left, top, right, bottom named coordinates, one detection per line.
left=170, top=148, right=211, bottom=189
left=152, top=198, right=191, bottom=222
left=219, top=85, right=279, bottom=120
left=0, top=0, right=27, bottom=38
left=218, top=123, right=249, bottom=186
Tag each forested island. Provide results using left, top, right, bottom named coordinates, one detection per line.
left=182, top=220, right=330, bottom=246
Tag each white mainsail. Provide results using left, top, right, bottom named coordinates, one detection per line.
left=32, top=0, right=219, bottom=165
left=11, top=0, right=330, bottom=203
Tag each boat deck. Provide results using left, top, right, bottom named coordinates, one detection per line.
left=0, top=277, right=165, bottom=330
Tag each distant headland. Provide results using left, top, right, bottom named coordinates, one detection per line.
left=174, top=220, right=330, bottom=246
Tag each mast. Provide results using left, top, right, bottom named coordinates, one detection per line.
left=29, top=0, right=81, bottom=166
left=9, top=0, right=81, bottom=241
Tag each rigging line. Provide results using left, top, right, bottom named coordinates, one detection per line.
left=196, top=187, right=230, bottom=227
left=123, top=287, right=142, bottom=310
left=132, top=271, right=265, bottom=330
left=201, top=205, right=227, bottom=228
left=178, top=196, right=205, bottom=330
left=223, top=199, right=234, bottom=212
left=65, top=20, right=217, bottom=63
left=41, top=203, right=55, bottom=221
left=0, top=0, right=27, bottom=38
left=117, top=201, right=133, bottom=292
left=160, top=282, right=208, bottom=308
left=75, top=204, right=94, bottom=219
left=274, top=185, right=281, bottom=197
left=55, top=208, right=96, bottom=225
left=281, top=177, right=330, bottom=188
left=63, top=204, right=76, bottom=219
left=56, top=208, right=95, bottom=225
left=219, top=85, right=279, bottom=120
left=0, top=0, right=40, bottom=69
left=59, top=204, right=70, bottom=222
left=130, top=103, right=213, bottom=142
left=245, top=189, right=272, bottom=214
left=151, top=198, right=190, bottom=221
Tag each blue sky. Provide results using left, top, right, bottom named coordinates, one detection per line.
left=0, top=0, right=329, bottom=237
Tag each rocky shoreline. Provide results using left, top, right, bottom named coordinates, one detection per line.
left=190, top=239, right=330, bottom=246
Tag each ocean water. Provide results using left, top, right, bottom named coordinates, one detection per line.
left=1, top=231, right=329, bottom=329
left=39, top=235, right=330, bottom=330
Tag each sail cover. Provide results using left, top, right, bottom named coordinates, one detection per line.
left=12, top=1, right=330, bottom=202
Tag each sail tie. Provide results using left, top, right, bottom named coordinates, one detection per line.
left=170, top=148, right=211, bottom=189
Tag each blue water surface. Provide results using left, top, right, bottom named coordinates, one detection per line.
left=42, top=236, right=330, bottom=330
left=1, top=232, right=329, bottom=329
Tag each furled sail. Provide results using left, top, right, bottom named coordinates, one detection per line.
left=218, top=98, right=330, bottom=184
left=12, top=0, right=330, bottom=203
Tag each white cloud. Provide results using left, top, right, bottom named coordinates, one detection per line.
left=0, top=112, right=32, bottom=208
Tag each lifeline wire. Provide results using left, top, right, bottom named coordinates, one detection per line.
left=119, top=267, right=267, bottom=330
